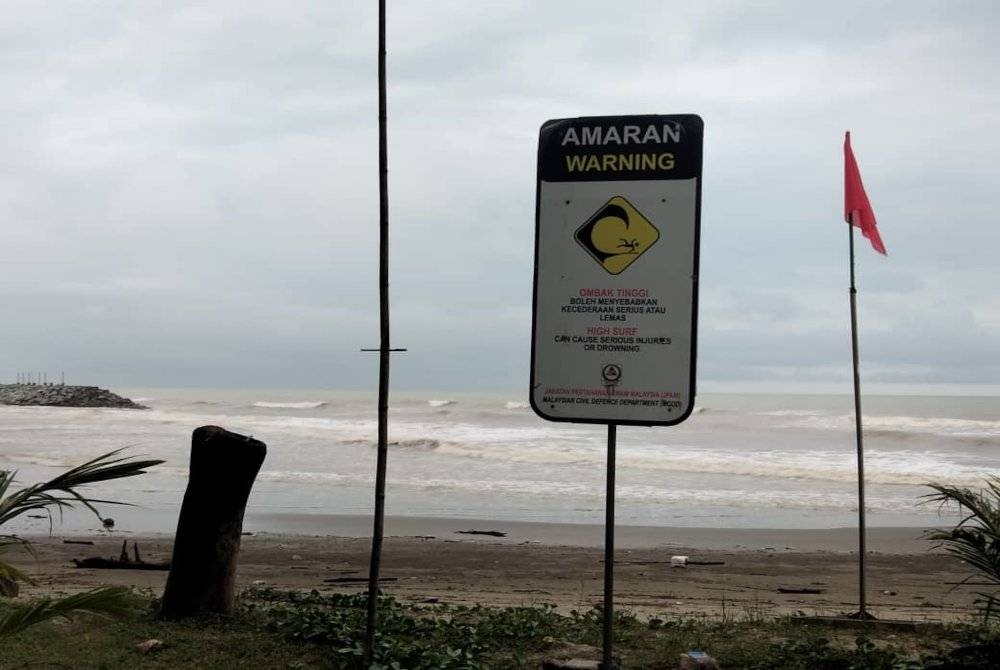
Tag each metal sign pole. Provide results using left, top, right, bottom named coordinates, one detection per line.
left=602, top=422, right=617, bottom=669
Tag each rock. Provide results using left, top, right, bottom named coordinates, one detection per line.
left=543, top=660, right=601, bottom=669
left=679, top=652, right=720, bottom=670
left=0, top=575, right=19, bottom=598
left=0, top=384, right=146, bottom=409
left=543, top=640, right=602, bottom=658
left=136, top=639, right=165, bottom=654
left=542, top=640, right=608, bottom=669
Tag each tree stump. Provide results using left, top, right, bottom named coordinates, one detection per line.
left=0, top=575, right=18, bottom=598
left=159, top=425, right=266, bottom=620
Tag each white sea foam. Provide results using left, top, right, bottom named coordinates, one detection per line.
left=760, top=409, right=825, bottom=417
left=866, top=415, right=1000, bottom=437
left=3, top=391, right=996, bottom=529
left=782, top=413, right=1000, bottom=442
left=248, top=470, right=909, bottom=514
left=252, top=401, right=328, bottom=409
left=258, top=470, right=354, bottom=485
left=0, top=453, right=75, bottom=468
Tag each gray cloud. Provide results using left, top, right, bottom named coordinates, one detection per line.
left=1, top=1, right=997, bottom=393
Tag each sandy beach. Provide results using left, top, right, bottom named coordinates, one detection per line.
left=15, top=516, right=982, bottom=622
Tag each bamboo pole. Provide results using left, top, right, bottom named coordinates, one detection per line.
left=364, top=0, right=391, bottom=663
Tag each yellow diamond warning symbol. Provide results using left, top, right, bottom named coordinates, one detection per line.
left=574, top=196, right=659, bottom=275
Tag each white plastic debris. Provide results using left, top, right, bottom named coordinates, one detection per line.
left=670, top=555, right=689, bottom=568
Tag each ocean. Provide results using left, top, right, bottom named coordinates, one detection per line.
left=1, top=389, right=997, bottom=535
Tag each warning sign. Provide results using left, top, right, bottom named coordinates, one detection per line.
left=575, top=196, right=659, bottom=275
left=530, top=114, right=703, bottom=426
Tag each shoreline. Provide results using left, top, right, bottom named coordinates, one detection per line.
left=15, top=525, right=979, bottom=621
left=244, top=514, right=939, bottom=553
left=16, top=514, right=942, bottom=554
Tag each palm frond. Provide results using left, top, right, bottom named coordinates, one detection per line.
left=0, top=535, right=36, bottom=559
left=0, top=538, right=35, bottom=585
left=923, top=477, right=1000, bottom=621
left=0, top=450, right=164, bottom=527
left=0, top=470, right=14, bottom=500
left=925, top=480, right=1000, bottom=532
left=0, top=586, right=139, bottom=639
left=0, top=451, right=162, bottom=639
left=0, top=559, right=33, bottom=586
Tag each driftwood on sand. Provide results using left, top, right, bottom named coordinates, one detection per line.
left=456, top=529, right=507, bottom=537
left=72, top=540, right=169, bottom=571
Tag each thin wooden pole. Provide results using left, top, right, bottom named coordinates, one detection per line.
left=365, top=0, right=391, bottom=663
left=602, top=423, right=617, bottom=669
left=848, top=216, right=869, bottom=619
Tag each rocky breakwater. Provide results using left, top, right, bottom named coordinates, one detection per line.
left=0, top=384, right=147, bottom=409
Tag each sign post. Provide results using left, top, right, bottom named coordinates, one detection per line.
left=530, top=115, right=703, bottom=667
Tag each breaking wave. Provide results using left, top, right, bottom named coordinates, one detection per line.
left=783, top=413, right=1000, bottom=441
left=430, top=440, right=990, bottom=487
left=252, top=401, right=328, bottom=409
left=230, top=470, right=920, bottom=514
left=867, top=415, right=1000, bottom=439
left=428, top=399, right=456, bottom=407
left=389, top=438, right=440, bottom=451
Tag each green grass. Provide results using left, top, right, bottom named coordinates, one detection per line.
left=2, top=588, right=999, bottom=669
left=0, top=599, right=329, bottom=669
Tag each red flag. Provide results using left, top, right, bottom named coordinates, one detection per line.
left=844, top=131, right=886, bottom=255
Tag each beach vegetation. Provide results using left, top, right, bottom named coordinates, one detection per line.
left=0, top=449, right=163, bottom=639
left=2, top=585, right=998, bottom=668
left=924, top=476, right=1000, bottom=622
left=243, top=587, right=998, bottom=669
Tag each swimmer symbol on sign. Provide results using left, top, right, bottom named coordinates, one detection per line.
left=575, top=196, right=660, bottom=275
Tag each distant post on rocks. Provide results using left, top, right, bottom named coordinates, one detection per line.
left=159, top=425, right=266, bottom=620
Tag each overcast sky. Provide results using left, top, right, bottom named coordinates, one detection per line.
left=1, top=1, right=997, bottom=393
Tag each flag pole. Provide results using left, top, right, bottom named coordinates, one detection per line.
left=365, top=0, right=391, bottom=663
left=847, top=213, right=870, bottom=620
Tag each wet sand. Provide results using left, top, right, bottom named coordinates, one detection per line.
left=14, top=517, right=981, bottom=621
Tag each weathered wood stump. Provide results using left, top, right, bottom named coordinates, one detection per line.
left=0, top=575, right=18, bottom=598
left=159, top=425, right=266, bottom=620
